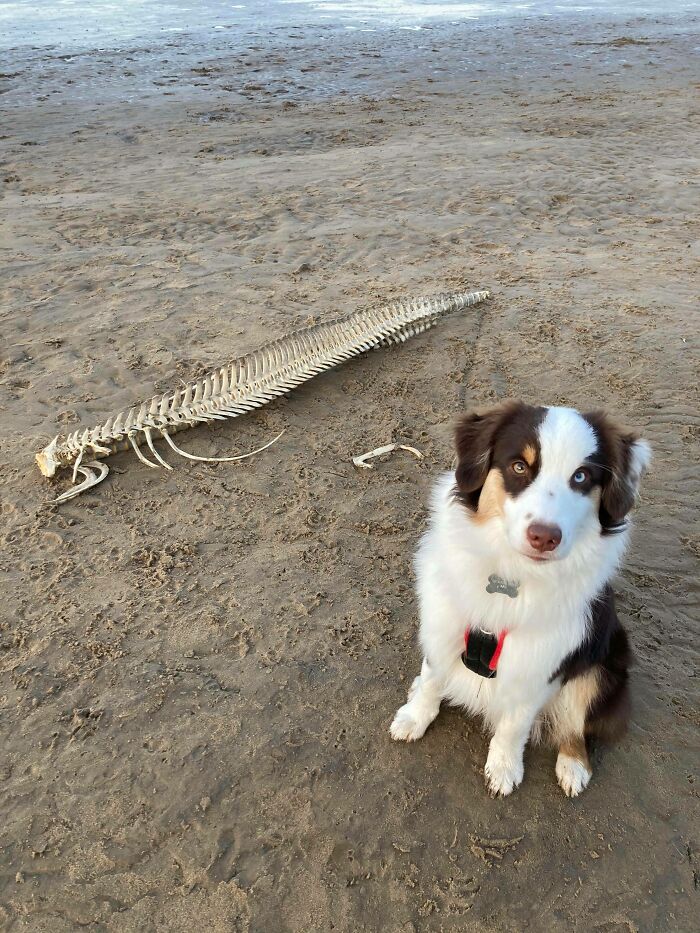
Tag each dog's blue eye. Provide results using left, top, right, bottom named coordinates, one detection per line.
left=573, top=469, right=588, bottom=484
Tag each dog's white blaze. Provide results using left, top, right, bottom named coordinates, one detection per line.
left=504, top=407, right=600, bottom=559
left=538, top=407, right=598, bottom=476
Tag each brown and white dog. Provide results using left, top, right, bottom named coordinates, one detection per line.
left=390, top=402, right=651, bottom=796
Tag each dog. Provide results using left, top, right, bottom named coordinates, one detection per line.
left=390, top=401, right=651, bottom=797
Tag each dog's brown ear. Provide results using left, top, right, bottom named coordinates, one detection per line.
left=585, top=411, right=652, bottom=531
left=455, top=402, right=523, bottom=510
left=600, top=433, right=651, bottom=528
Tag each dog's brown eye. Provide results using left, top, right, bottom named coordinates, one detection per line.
left=512, top=460, right=527, bottom=475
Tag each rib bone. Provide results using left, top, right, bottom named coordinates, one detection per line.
left=36, top=288, right=490, bottom=501
left=352, top=444, right=424, bottom=470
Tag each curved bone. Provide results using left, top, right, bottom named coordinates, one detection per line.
left=54, top=461, right=110, bottom=504
left=160, top=428, right=285, bottom=463
left=143, top=427, right=173, bottom=470
left=128, top=435, right=160, bottom=469
left=352, top=443, right=424, bottom=470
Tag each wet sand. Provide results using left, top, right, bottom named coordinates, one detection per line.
left=1, top=5, right=699, bottom=931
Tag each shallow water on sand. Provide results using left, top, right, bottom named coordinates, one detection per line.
left=2, top=0, right=699, bottom=49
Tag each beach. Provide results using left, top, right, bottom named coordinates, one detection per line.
left=1, top=1, right=699, bottom=929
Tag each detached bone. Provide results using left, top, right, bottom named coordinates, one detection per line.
left=36, top=289, right=490, bottom=502
left=352, top=444, right=424, bottom=470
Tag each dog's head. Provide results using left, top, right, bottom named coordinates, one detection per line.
left=454, top=401, right=651, bottom=562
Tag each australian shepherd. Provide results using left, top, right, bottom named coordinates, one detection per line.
left=390, top=402, right=651, bottom=797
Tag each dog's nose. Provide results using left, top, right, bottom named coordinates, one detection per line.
left=526, top=522, right=562, bottom=552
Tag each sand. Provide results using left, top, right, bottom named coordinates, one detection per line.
left=1, top=5, right=699, bottom=931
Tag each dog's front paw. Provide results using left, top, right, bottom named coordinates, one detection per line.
left=555, top=753, right=591, bottom=797
left=390, top=704, right=429, bottom=742
left=484, top=744, right=524, bottom=797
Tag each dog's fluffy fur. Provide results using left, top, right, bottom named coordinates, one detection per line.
left=390, top=402, right=651, bottom=797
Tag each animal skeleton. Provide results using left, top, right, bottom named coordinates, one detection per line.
left=36, top=288, right=490, bottom=502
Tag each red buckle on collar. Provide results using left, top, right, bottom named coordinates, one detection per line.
left=462, top=628, right=507, bottom=678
